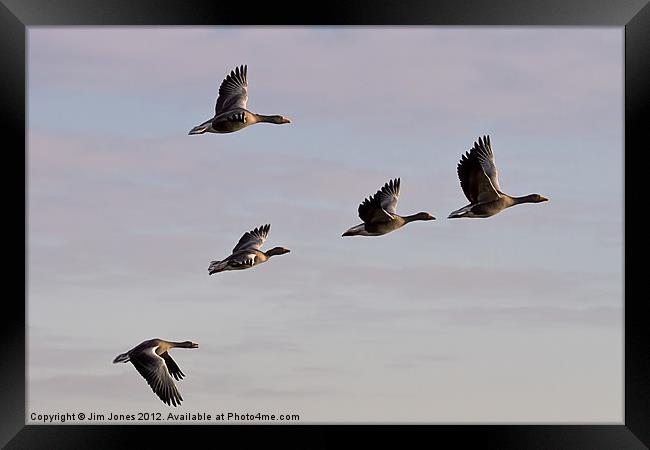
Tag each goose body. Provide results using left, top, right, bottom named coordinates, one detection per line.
left=189, top=65, right=290, bottom=135
left=209, top=224, right=290, bottom=274
left=113, top=338, right=198, bottom=407
left=448, top=135, right=548, bottom=219
left=342, top=178, right=435, bottom=237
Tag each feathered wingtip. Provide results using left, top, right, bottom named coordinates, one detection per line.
left=253, top=224, right=271, bottom=239
left=381, top=177, right=400, bottom=193
left=472, top=134, right=491, bottom=152
left=228, top=64, right=247, bottom=82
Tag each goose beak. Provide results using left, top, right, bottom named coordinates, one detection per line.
left=191, top=342, right=199, bottom=349
left=282, top=117, right=291, bottom=124
left=540, top=196, right=549, bottom=202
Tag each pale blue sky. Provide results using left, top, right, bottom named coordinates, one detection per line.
left=28, top=27, right=622, bottom=422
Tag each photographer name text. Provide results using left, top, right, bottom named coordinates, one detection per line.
left=30, top=411, right=300, bottom=423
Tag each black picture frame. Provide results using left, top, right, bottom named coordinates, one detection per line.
left=2, top=0, right=646, bottom=448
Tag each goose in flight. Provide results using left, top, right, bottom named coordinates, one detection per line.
left=209, top=224, right=290, bottom=274
left=448, top=135, right=548, bottom=218
left=113, top=338, right=199, bottom=407
left=188, top=64, right=290, bottom=135
left=342, top=178, right=435, bottom=237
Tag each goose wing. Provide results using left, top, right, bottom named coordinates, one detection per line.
left=232, top=224, right=270, bottom=253
left=214, top=65, right=248, bottom=115
left=160, top=351, right=185, bottom=381
left=457, top=136, right=501, bottom=203
left=473, top=135, right=501, bottom=192
left=130, top=346, right=184, bottom=407
left=358, top=178, right=400, bottom=224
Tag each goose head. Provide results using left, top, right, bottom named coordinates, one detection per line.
left=266, top=247, right=291, bottom=256
left=405, top=212, right=436, bottom=222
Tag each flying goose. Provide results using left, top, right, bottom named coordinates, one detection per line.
left=188, top=64, right=290, bottom=135
left=209, top=224, right=290, bottom=274
left=342, top=178, right=435, bottom=237
left=113, top=338, right=198, bottom=407
left=448, top=135, right=548, bottom=219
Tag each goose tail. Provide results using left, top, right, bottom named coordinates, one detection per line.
left=208, top=260, right=225, bottom=275
left=342, top=224, right=365, bottom=237
left=448, top=205, right=472, bottom=219
left=113, top=352, right=130, bottom=364
left=188, top=119, right=212, bottom=135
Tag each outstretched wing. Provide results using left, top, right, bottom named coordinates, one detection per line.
left=160, top=352, right=185, bottom=381
left=232, top=224, right=270, bottom=253
left=473, top=135, right=501, bottom=193
left=358, top=178, right=400, bottom=224
left=214, top=64, right=248, bottom=115
left=457, top=136, right=501, bottom=203
left=130, top=347, right=183, bottom=407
